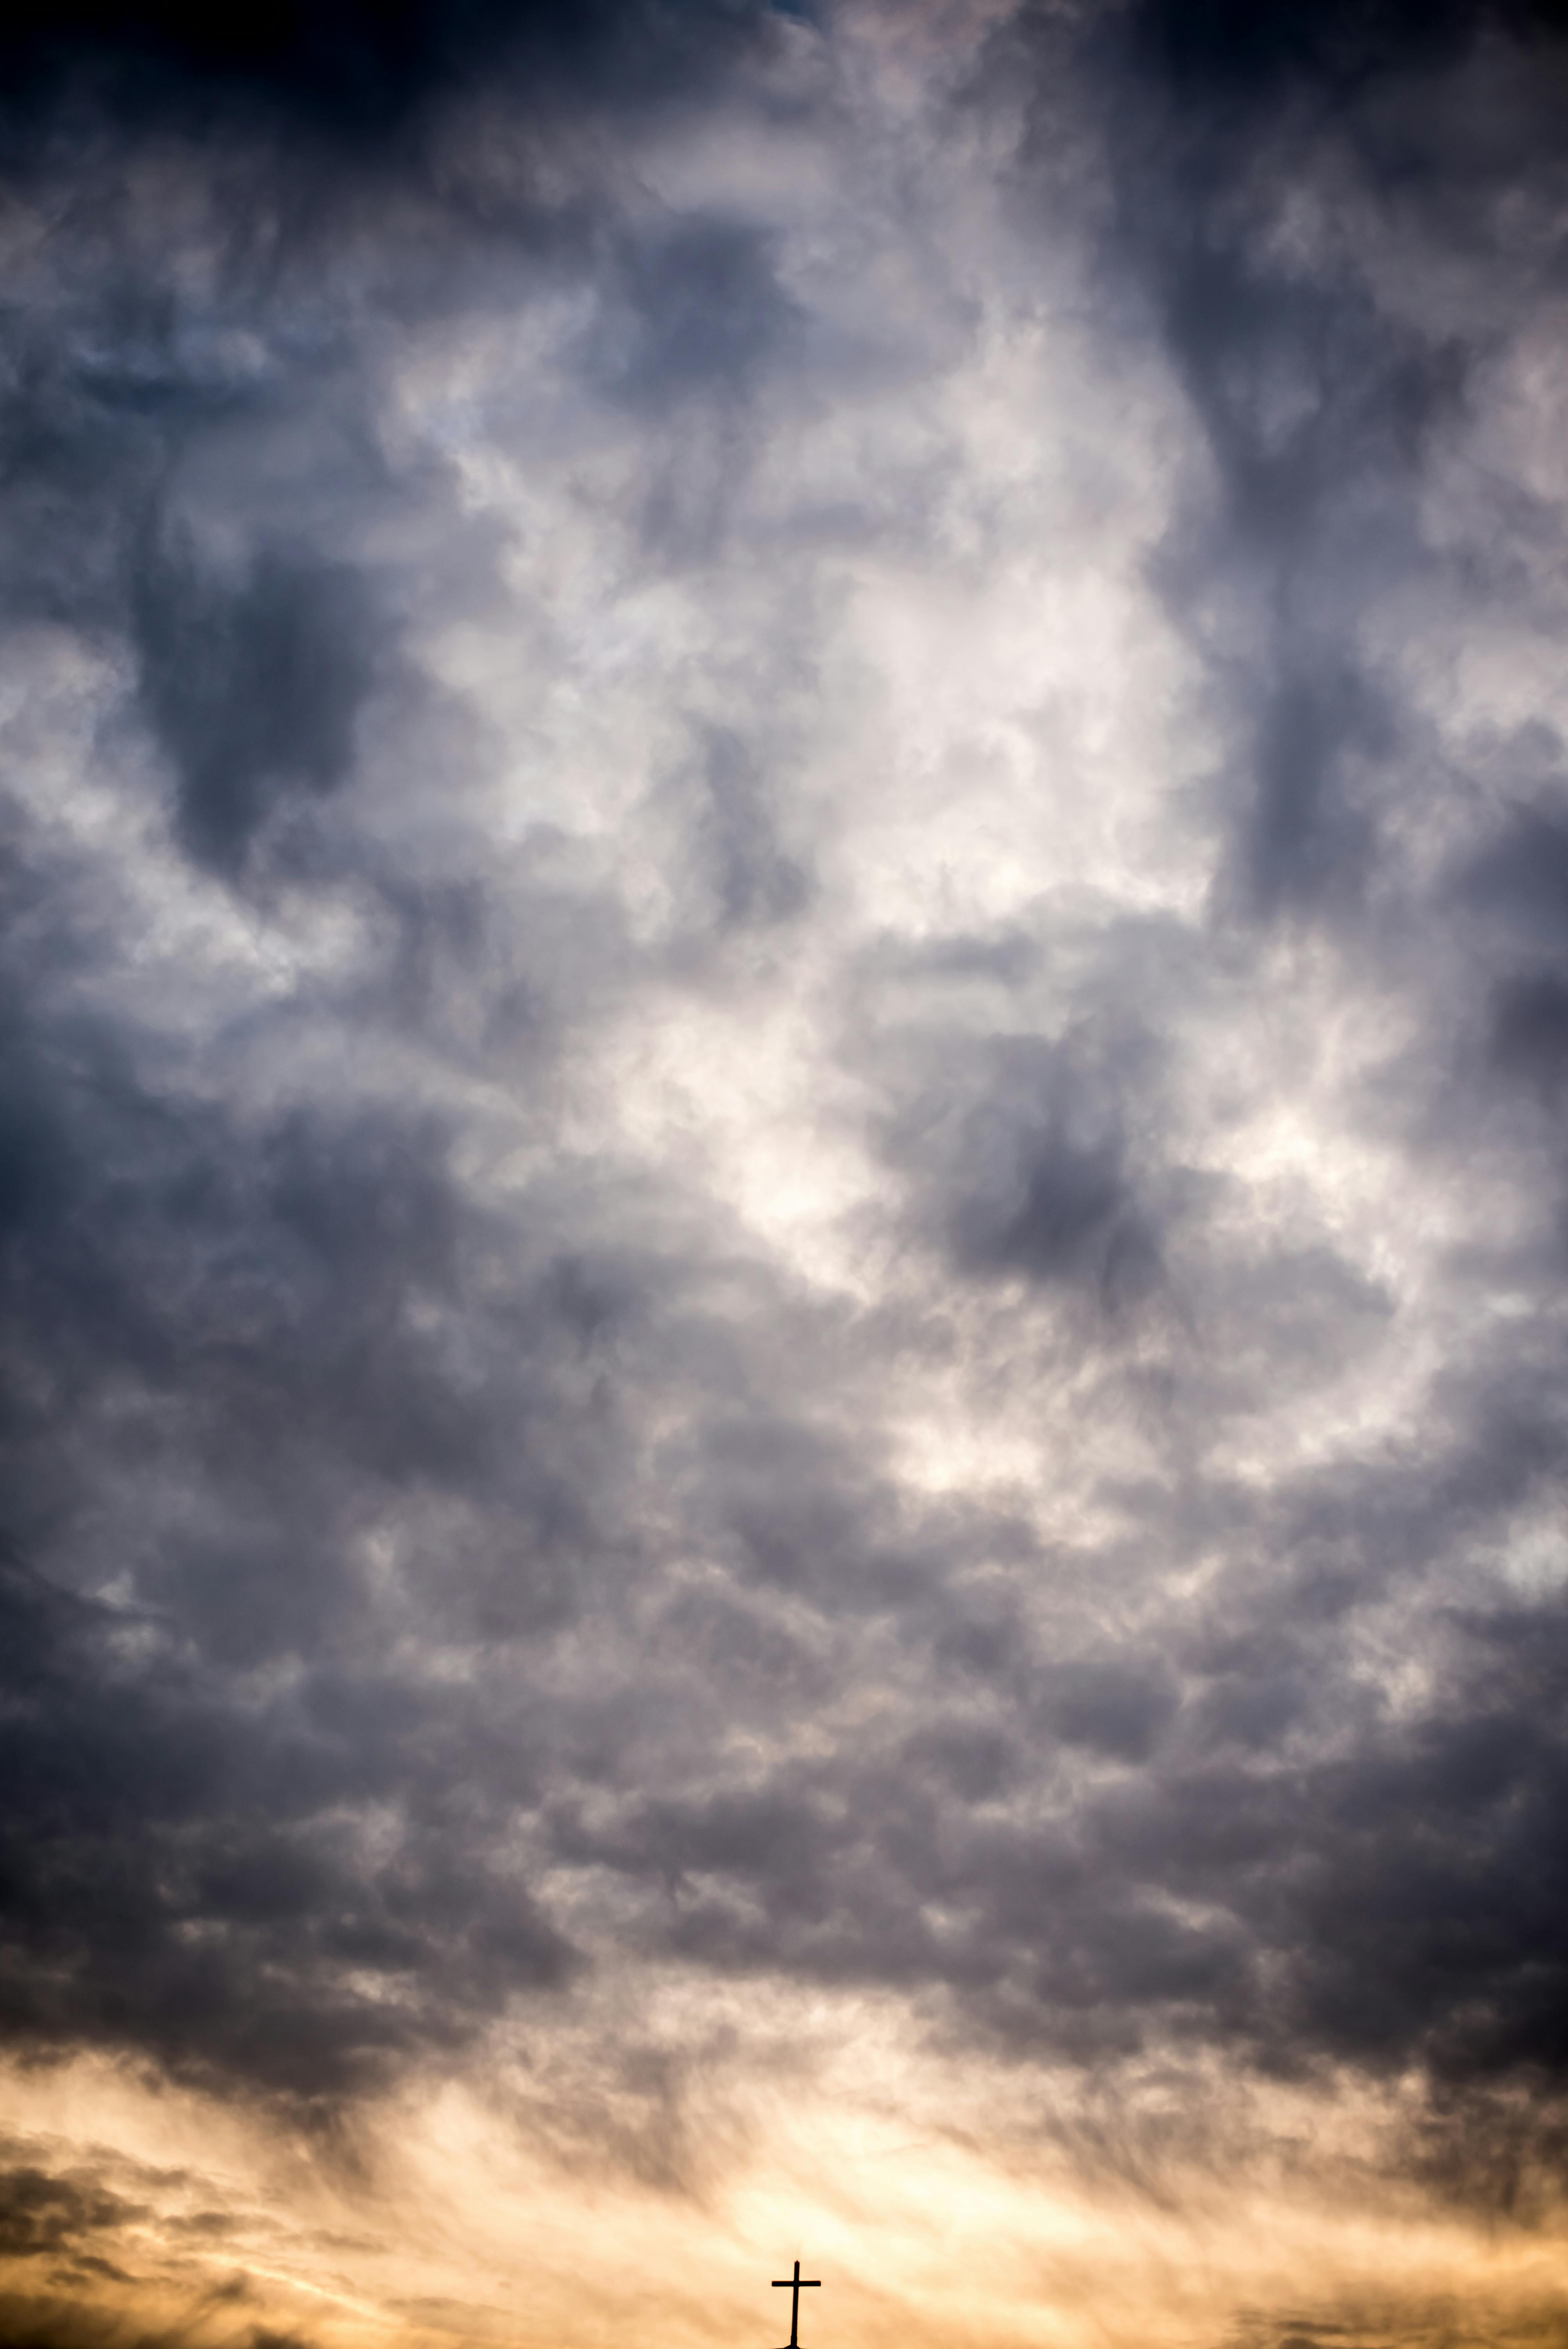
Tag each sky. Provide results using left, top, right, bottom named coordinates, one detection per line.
left=3, top=1, right=1568, bottom=2345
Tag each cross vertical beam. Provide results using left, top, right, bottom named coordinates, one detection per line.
left=772, top=2260, right=821, bottom=2349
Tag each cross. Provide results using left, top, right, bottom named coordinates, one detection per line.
left=772, top=2260, right=821, bottom=2349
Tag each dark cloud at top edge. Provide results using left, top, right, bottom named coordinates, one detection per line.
left=0, top=0, right=781, bottom=166
left=1126, top=0, right=1568, bottom=115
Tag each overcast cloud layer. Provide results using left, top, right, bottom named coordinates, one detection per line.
left=5, top=2, right=1568, bottom=2344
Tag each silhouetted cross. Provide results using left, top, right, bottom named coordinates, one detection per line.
left=773, top=2260, right=821, bottom=2349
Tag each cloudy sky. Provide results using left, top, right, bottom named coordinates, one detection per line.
left=4, top=2, right=1568, bottom=2345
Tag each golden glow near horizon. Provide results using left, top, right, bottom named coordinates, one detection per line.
left=4, top=2024, right=1568, bottom=2349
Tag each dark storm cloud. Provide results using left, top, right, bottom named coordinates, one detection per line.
left=0, top=1480, right=576, bottom=2094
left=0, top=608, right=901, bottom=2101
left=0, top=793, right=624, bottom=2091
left=0, top=2146, right=228, bottom=2349
left=0, top=2161, right=141, bottom=2265
left=0, top=43, right=827, bottom=2090
left=7, top=0, right=1568, bottom=2254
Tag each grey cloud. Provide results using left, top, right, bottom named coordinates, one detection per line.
left=588, top=219, right=800, bottom=415
left=877, top=1026, right=1165, bottom=1305
left=1242, top=664, right=1386, bottom=916
left=133, top=538, right=380, bottom=876
left=652, top=725, right=812, bottom=954
left=6, top=0, right=1568, bottom=2273
left=0, top=908, right=611, bottom=2089
left=1488, top=970, right=1568, bottom=1096
left=1035, top=1659, right=1178, bottom=1764
left=0, top=309, right=173, bottom=633
left=936, top=0, right=1568, bottom=2106
left=1463, top=791, right=1568, bottom=941
left=4, top=827, right=1568, bottom=2121
left=1454, top=791, right=1568, bottom=1112
left=513, top=1366, right=1568, bottom=2086
left=1151, top=268, right=1447, bottom=918
left=689, top=727, right=810, bottom=932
